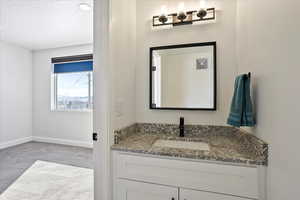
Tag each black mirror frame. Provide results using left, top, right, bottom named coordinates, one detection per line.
left=149, top=41, right=217, bottom=111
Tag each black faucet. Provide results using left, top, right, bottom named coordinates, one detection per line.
left=179, top=117, right=185, bottom=137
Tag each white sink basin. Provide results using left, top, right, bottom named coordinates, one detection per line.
left=153, top=139, right=210, bottom=151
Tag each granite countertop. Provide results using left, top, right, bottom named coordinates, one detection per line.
left=111, top=123, right=268, bottom=166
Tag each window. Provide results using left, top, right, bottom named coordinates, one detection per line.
left=51, top=56, right=93, bottom=111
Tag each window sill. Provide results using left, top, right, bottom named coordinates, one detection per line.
left=51, top=109, right=93, bottom=113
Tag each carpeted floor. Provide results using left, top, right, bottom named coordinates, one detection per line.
left=0, top=142, right=93, bottom=194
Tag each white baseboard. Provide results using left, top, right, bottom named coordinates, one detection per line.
left=0, top=136, right=93, bottom=149
left=32, top=136, right=93, bottom=148
left=0, top=137, right=33, bottom=149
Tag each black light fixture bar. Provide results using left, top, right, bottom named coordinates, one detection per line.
left=153, top=8, right=215, bottom=27
left=51, top=54, right=93, bottom=63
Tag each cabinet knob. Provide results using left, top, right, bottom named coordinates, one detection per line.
left=171, top=198, right=175, bottom=200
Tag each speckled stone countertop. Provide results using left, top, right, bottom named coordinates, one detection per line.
left=111, top=123, right=268, bottom=166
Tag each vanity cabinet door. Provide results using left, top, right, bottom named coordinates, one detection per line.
left=180, top=189, right=249, bottom=200
left=116, top=179, right=178, bottom=200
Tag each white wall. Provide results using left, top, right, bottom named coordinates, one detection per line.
left=236, top=0, right=300, bottom=199
left=32, top=44, right=93, bottom=147
left=0, top=41, right=32, bottom=148
left=136, top=0, right=237, bottom=124
left=110, top=0, right=136, bottom=130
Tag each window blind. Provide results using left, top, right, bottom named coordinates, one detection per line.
left=53, top=61, right=93, bottom=73
left=52, top=54, right=93, bottom=73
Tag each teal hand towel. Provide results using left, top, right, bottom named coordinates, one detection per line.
left=227, top=74, right=256, bottom=127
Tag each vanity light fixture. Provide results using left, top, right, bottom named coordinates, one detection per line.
left=152, top=1, right=215, bottom=27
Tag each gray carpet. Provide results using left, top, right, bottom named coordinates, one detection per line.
left=0, top=142, right=93, bottom=194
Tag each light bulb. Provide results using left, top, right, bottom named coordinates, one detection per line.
left=158, top=5, right=168, bottom=24
left=197, top=0, right=208, bottom=19
left=160, top=5, right=167, bottom=16
left=177, top=2, right=187, bottom=22
left=199, top=0, right=207, bottom=9
left=178, top=2, right=185, bottom=13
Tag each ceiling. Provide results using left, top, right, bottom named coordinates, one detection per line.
left=0, top=0, right=93, bottom=50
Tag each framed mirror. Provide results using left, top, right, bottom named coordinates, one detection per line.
left=150, top=42, right=216, bottom=110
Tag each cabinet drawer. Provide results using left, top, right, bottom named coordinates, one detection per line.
left=180, top=188, right=249, bottom=200
left=115, top=153, right=259, bottom=199
left=116, top=179, right=178, bottom=200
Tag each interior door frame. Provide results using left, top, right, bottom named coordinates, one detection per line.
left=93, top=0, right=112, bottom=199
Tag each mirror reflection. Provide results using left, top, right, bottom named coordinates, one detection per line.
left=150, top=42, right=216, bottom=110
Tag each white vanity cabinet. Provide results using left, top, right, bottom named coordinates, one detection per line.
left=113, top=151, right=266, bottom=200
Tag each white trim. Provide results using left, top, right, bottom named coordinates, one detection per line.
left=93, top=0, right=112, bottom=199
left=0, top=137, right=33, bottom=149
left=32, top=136, right=93, bottom=148
left=0, top=136, right=92, bottom=150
